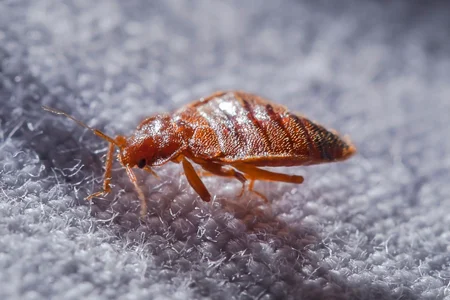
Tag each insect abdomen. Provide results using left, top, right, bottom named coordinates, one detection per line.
left=176, top=91, right=355, bottom=166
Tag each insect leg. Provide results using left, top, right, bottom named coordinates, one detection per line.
left=232, top=164, right=303, bottom=202
left=181, top=157, right=211, bottom=202
left=236, top=177, right=269, bottom=203
left=232, top=163, right=304, bottom=184
left=126, top=165, right=147, bottom=218
left=143, top=166, right=159, bottom=179
left=198, top=162, right=247, bottom=198
left=199, top=162, right=247, bottom=183
left=86, top=142, right=115, bottom=200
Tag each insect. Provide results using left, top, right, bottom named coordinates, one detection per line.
left=43, top=91, right=356, bottom=217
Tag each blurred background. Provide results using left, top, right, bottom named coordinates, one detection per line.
left=1, top=1, right=450, bottom=299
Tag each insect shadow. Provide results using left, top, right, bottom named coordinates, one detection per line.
left=89, top=162, right=322, bottom=298
left=87, top=166, right=410, bottom=300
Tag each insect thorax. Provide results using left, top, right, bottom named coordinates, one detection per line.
left=122, top=114, right=187, bottom=167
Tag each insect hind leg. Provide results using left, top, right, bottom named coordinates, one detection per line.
left=197, top=162, right=249, bottom=200
left=232, top=163, right=304, bottom=184
left=232, top=163, right=304, bottom=202
left=199, top=162, right=247, bottom=183
left=198, top=162, right=278, bottom=204
left=234, top=178, right=268, bottom=203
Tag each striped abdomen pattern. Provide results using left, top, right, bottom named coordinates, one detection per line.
left=175, top=91, right=354, bottom=166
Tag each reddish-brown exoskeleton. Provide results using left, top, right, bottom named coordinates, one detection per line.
left=44, top=91, right=356, bottom=217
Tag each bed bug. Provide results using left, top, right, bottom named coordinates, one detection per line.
left=43, top=91, right=356, bottom=217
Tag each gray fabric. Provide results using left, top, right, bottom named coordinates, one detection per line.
left=1, top=0, right=449, bottom=299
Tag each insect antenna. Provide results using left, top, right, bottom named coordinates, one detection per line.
left=42, top=106, right=119, bottom=146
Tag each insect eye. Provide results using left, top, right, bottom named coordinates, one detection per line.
left=137, top=158, right=146, bottom=169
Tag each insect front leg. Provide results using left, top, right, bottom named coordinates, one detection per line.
left=125, top=166, right=147, bottom=218
left=86, top=142, right=115, bottom=201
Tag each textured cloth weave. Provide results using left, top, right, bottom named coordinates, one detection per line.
left=1, top=1, right=449, bottom=299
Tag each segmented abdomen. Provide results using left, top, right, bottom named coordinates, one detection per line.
left=175, top=91, right=354, bottom=166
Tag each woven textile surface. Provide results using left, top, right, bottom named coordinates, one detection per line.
left=1, top=1, right=449, bottom=299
